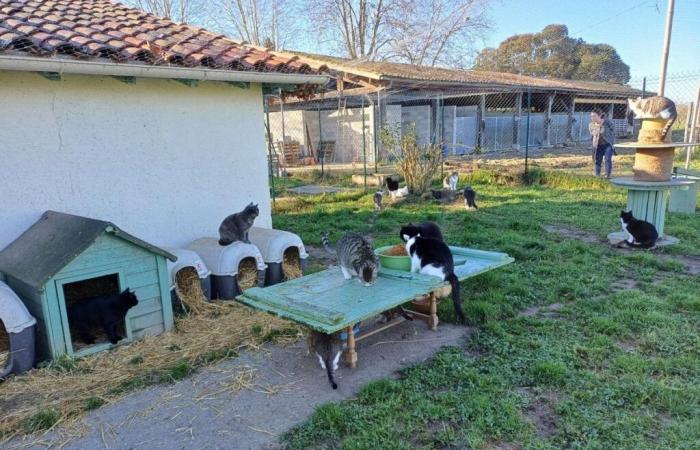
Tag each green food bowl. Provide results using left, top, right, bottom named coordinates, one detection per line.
left=376, top=245, right=467, bottom=272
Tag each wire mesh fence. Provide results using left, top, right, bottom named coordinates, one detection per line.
left=264, top=70, right=700, bottom=193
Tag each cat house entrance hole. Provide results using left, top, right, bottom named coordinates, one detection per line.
left=174, top=267, right=208, bottom=314
left=63, top=273, right=125, bottom=351
left=237, top=258, right=260, bottom=292
left=282, top=247, right=302, bottom=281
left=0, top=320, right=9, bottom=372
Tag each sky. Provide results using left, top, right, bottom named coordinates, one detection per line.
left=483, top=0, right=700, bottom=82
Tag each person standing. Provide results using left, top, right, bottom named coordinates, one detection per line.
left=588, top=109, right=616, bottom=178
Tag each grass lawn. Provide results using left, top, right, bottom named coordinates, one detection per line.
left=272, top=167, right=699, bottom=450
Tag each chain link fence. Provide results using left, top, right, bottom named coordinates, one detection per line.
left=264, top=70, right=700, bottom=191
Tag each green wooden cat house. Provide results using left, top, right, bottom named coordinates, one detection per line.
left=0, top=211, right=176, bottom=361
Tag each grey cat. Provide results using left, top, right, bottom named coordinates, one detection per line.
left=307, top=330, right=343, bottom=389
left=321, top=231, right=379, bottom=286
left=218, top=202, right=259, bottom=245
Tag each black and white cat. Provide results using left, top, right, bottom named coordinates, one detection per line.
left=401, top=228, right=466, bottom=323
left=620, top=210, right=658, bottom=248
left=464, top=187, right=477, bottom=210
left=373, top=191, right=383, bottom=211
left=69, top=289, right=139, bottom=345
left=321, top=232, right=379, bottom=286
left=399, top=221, right=444, bottom=242
left=386, top=177, right=409, bottom=199
left=307, top=330, right=342, bottom=389
left=218, top=203, right=259, bottom=245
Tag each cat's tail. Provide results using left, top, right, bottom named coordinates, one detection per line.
left=446, top=273, right=466, bottom=324
left=661, top=116, right=676, bottom=141
left=320, top=232, right=335, bottom=254
left=325, top=355, right=338, bottom=390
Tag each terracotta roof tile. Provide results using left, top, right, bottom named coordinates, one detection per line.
left=0, top=0, right=321, bottom=76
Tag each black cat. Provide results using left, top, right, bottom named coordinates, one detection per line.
left=385, top=177, right=399, bottom=192
left=400, top=227, right=465, bottom=324
left=399, top=221, right=444, bottom=242
left=620, top=210, right=658, bottom=248
left=464, top=187, right=477, bottom=210
left=69, top=289, right=139, bottom=345
left=218, top=202, right=259, bottom=245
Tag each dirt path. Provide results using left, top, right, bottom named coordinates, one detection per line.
left=10, top=322, right=470, bottom=450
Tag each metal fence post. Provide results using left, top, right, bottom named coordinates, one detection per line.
left=362, top=96, right=368, bottom=190
left=264, top=96, right=276, bottom=204
left=318, top=102, right=324, bottom=176
left=525, top=89, right=532, bottom=174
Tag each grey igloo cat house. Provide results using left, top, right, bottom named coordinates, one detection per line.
left=248, top=227, right=308, bottom=285
left=165, top=248, right=212, bottom=310
left=187, top=238, right=266, bottom=300
left=0, top=280, right=37, bottom=378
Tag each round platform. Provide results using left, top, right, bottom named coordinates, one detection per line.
left=607, top=231, right=679, bottom=247
left=610, top=177, right=695, bottom=190
left=615, top=141, right=697, bottom=149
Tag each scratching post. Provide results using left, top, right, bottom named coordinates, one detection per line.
left=609, top=118, right=696, bottom=246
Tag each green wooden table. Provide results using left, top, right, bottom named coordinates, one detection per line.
left=237, top=246, right=513, bottom=367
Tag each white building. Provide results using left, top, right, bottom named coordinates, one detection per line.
left=0, top=0, right=326, bottom=250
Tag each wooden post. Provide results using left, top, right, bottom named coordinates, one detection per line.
left=566, top=95, right=575, bottom=143
left=688, top=85, right=700, bottom=168
left=684, top=102, right=694, bottom=143
left=513, top=92, right=522, bottom=150
left=543, top=94, right=554, bottom=147
left=344, top=325, right=357, bottom=368
left=428, top=293, right=439, bottom=331
left=477, top=94, right=486, bottom=150
left=658, top=0, right=675, bottom=97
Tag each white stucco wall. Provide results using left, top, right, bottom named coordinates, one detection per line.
left=0, top=71, right=272, bottom=251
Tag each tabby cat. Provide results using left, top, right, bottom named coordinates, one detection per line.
left=218, top=202, right=259, bottom=245
left=307, top=330, right=342, bottom=389
left=373, top=191, right=383, bottom=211
left=321, top=232, right=379, bottom=286
left=69, top=289, right=138, bottom=345
left=627, top=96, right=677, bottom=141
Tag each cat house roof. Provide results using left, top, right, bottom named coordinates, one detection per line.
left=0, top=210, right=176, bottom=290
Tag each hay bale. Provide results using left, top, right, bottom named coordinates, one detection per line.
left=282, top=247, right=303, bottom=281
left=175, top=267, right=208, bottom=315
left=237, top=258, right=259, bottom=291
left=0, top=320, right=8, bottom=371
left=633, top=147, right=674, bottom=181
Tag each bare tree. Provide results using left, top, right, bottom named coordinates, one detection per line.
left=309, top=0, right=490, bottom=66
left=127, top=0, right=205, bottom=23
left=218, top=0, right=292, bottom=49
left=389, top=0, right=490, bottom=67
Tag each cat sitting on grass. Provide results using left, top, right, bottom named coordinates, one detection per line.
left=620, top=210, right=658, bottom=249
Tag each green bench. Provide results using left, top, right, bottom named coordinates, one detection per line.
left=237, top=247, right=513, bottom=368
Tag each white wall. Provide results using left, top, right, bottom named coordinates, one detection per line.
left=0, top=71, right=271, bottom=251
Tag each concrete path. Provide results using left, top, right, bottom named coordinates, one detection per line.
left=11, top=320, right=470, bottom=450
left=286, top=185, right=350, bottom=195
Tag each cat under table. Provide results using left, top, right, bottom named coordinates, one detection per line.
left=236, top=247, right=513, bottom=368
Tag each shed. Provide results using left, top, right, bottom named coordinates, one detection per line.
left=0, top=211, right=177, bottom=360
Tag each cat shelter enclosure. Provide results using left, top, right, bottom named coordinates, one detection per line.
left=0, top=211, right=176, bottom=361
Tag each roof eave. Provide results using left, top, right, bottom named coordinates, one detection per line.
left=0, top=54, right=328, bottom=85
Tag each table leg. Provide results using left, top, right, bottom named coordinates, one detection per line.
left=428, top=293, right=439, bottom=330
left=344, top=325, right=357, bottom=369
